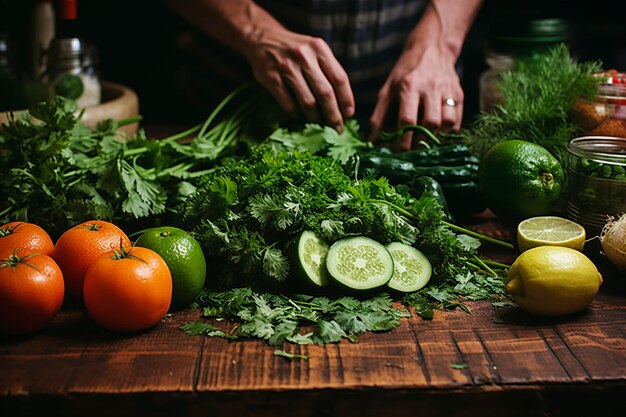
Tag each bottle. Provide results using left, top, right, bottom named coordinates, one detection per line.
left=479, top=18, right=569, bottom=112
left=31, top=0, right=55, bottom=78
left=46, top=0, right=101, bottom=107
left=0, top=0, right=22, bottom=111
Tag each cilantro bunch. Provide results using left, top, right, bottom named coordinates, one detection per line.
left=181, top=288, right=410, bottom=345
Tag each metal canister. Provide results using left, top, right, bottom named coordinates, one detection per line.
left=46, top=36, right=101, bottom=107
left=566, top=136, right=626, bottom=238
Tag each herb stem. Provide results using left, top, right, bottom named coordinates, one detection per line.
left=472, top=255, right=498, bottom=277
left=442, top=221, right=514, bottom=250
left=481, top=259, right=512, bottom=269
left=116, top=115, right=143, bottom=128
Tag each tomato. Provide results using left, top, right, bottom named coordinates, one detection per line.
left=0, top=222, right=54, bottom=256
left=52, top=220, right=131, bottom=300
left=0, top=248, right=65, bottom=334
left=83, top=246, right=172, bottom=332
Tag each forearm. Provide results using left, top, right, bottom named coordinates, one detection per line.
left=405, top=0, right=483, bottom=60
left=164, top=0, right=285, bottom=59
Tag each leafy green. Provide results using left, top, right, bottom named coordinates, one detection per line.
left=464, top=45, right=602, bottom=164
left=267, top=119, right=371, bottom=164
left=0, top=87, right=279, bottom=237
left=273, top=349, right=309, bottom=361
left=181, top=288, right=410, bottom=345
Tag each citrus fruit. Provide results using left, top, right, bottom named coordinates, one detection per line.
left=135, top=226, right=206, bottom=308
left=506, top=246, right=603, bottom=316
left=478, top=140, right=564, bottom=221
left=83, top=246, right=172, bottom=332
left=0, top=222, right=54, bottom=256
left=0, top=247, right=64, bottom=334
left=517, top=216, right=586, bottom=252
left=52, top=220, right=131, bottom=300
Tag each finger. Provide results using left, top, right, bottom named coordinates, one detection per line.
left=284, top=67, right=321, bottom=123
left=453, top=99, right=464, bottom=131
left=420, top=92, right=442, bottom=132
left=440, top=97, right=457, bottom=133
left=368, top=86, right=391, bottom=142
left=258, top=75, right=300, bottom=119
left=303, top=63, right=345, bottom=131
left=395, top=88, right=419, bottom=151
left=316, top=41, right=355, bottom=119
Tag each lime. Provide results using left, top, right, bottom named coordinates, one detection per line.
left=506, top=246, right=603, bottom=316
left=517, top=216, right=586, bottom=252
left=135, top=226, right=206, bottom=309
left=478, top=140, right=564, bottom=221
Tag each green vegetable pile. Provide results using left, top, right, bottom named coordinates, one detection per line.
left=0, top=84, right=512, bottom=345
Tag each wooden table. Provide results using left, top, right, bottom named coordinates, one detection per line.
left=1, top=216, right=626, bottom=417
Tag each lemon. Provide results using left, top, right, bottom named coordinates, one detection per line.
left=517, top=216, right=586, bottom=252
left=506, top=246, right=603, bottom=316
left=135, top=226, right=206, bottom=309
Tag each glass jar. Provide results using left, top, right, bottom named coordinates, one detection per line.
left=46, top=37, right=101, bottom=107
left=566, top=136, right=626, bottom=239
left=479, top=18, right=569, bottom=112
left=570, top=71, right=626, bottom=137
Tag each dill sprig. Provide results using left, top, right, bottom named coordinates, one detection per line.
left=464, top=44, right=602, bottom=165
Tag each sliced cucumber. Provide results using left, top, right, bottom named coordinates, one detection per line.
left=293, top=230, right=330, bottom=288
left=385, top=242, right=432, bottom=293
left=326, top=236, right=394, bottom=291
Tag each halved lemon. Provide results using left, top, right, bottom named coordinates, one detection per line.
left=517, top=216, right=586, bottom=252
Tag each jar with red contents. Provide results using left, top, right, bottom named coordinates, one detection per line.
left=570, top=71, right=626, bottom=137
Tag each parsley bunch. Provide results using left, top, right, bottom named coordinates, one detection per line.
left=177, top=146, right=491, bottom=289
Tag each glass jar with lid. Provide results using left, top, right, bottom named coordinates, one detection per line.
left=479, top=18, right=569, bottom=112
left=566, top=136, right=626, bottom=239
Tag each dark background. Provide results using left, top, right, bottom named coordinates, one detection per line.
left=2, top=0, right=626, bottom=126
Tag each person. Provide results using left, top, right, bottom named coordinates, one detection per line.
left=166, top=0, right=483, bottom=150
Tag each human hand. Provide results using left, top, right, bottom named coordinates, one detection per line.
left=368, top=45, right=464, bottom=151
left=243, top=28, right=355, bottom=131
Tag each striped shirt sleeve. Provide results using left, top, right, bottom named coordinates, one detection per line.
left=257, top=0, right=427, bottom=117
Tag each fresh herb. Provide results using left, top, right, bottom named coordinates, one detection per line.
left=177, top=146, right=503, bottom=288
left=464, top=45, right=602, bottom=164
left=0, top=87, right=279, bottom=237
left=273, top=349, right=309, bottom=361
left=180, top=288, right=410, bottom=345
left=450, top=363, right=468, bottom=370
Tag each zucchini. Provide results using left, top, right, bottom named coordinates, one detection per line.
left=385, top=242, right=432, bottom=293
left=326, top=236, right=394, bottom=292
left=291, top=230, right=330, bottom=289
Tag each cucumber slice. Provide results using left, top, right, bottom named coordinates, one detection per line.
left=294, top=230, right=330, bottom=288
left=326, top=236, right=394, bottom=291
left=385, top=242, right=432, bottom=293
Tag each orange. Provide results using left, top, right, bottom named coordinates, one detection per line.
left=0, top=221, right=54, bottom=256
left=83, top=246, right=172, bottom=332
left=52, top=220, right=131, bottom=300
left=0, top=247, right=65, bottom=334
